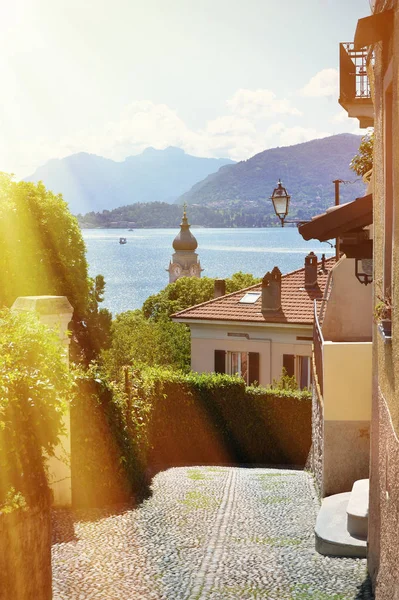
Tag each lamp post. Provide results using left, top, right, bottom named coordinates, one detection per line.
left=269, top=179, right=307, bottom=227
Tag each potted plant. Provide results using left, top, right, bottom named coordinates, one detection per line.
left=374, top=293, right=392, bottom=339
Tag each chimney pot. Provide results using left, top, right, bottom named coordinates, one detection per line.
left=305, top=252, right=318, bottom=289
left=214, top=279, right=226, bottom=298
left=261, top=266, right=282, bottom=312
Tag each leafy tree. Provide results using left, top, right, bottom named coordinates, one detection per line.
left=350, top=131, right=374, bottom=177
left=0, top=173, right=111, bottom=363
left=0, top=309, right=72, bottom=506
left=142, top=272, right=261, bottom=320
left=103, top=310, right=191, bottom=378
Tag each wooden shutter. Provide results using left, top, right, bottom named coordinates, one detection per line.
left=248, top=352, right=260, bottom=385
left=214, top=350, right=226, bottom=374
left=283, top=354, right=295, bottom=377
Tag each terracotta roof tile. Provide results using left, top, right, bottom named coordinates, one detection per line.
left=172, top=257, right=335, bottom=325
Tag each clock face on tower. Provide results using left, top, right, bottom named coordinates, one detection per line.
left=189, top=264, right=198, bottom=276
left=173, top=264, right=181, bottom=276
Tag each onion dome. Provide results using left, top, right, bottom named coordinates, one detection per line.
left=172, top=207, right=198, bottom=252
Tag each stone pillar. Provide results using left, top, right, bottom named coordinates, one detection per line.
left=12, top=296, right=73, bottom=506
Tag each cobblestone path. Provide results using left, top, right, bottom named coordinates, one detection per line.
left=52, top=467, right=373, bottom=600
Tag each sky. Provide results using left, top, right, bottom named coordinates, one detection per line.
left=0, top=0, right=370, bottom=178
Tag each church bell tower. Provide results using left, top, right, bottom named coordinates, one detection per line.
left=167, top=206, right=203, bottom=283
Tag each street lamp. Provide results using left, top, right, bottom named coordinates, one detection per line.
left=270, top=179, right=291, bottom=226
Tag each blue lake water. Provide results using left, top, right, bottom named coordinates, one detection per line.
left=83, top=228, right=334, bottom=316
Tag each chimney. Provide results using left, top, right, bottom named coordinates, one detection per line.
left=305, top=252, right=318, bottom=289
left=321, top=253, right=326, bottom=273
left=261, top=267, right=282, bottom=312
left=214, top=279, right=226, bottom=298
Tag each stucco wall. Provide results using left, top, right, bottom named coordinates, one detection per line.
left=190, top=323, right=313, bottom=386
left=0, top=505, right=52, bottom=600
left=320, top=341, right=372, bottom=496
left=323, top=342, right=372, bottom=421
left=322, top=257, right=372, bottom=343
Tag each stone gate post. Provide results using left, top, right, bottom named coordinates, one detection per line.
left=12, top=296, right=74, bottom=506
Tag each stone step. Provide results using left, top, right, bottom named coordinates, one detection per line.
left=347, top=479, right=369, bottom=539
left=315, top=492, right=367, bottom=558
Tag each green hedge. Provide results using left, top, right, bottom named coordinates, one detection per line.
left=138, top=367, right=312, bottom=468
left=72, top=366, right=311, bottom=507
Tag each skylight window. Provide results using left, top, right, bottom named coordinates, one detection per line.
left=239, top=292, right=261, bottom=304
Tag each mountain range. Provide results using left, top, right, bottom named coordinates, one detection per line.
left=24, top=147, right=235, bottom=215
left=26, top=134, right=365, bottom=227
left=177, top=134, right=365, bottom=220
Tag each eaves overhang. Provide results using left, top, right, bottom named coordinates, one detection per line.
left=171, top=317, right=313, bottom=329
left=298, top=194, right=373, bottom=243
left=354, top=10, right=394, bottom=50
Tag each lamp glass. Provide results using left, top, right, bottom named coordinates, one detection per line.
left=272, top=195, right=290, bottom=218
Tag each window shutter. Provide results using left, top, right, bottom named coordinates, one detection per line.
left=283, top=354, right=295, bottom=377
left=214, top=350, right=226, bottom=374
left=248, top=352, right=260, bottom=385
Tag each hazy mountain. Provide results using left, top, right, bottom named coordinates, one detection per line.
left=24, top=147, right=235, bottom=215
left=177, top=134, right=365, bottom=221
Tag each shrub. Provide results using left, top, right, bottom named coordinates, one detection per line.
left=0, top=309, right=72, bottom=508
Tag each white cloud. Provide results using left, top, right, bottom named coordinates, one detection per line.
left=227, top=88, right=302, bottom=118
left=332, top=108, right=349, bottom=123
left=300, top=68, right=339, bottom=98
left=277, top=126, right=331, bottom=146
left=7, top=87, right=338, bottom=178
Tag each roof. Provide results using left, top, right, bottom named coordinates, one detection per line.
left=172, top=257, right=335, bottom=326
left=298, top=194, right=372, bottom=242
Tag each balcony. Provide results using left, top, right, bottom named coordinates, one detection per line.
left=312, top=299, right=372, bottom=497
left=339, top=42, right=374, bottom=128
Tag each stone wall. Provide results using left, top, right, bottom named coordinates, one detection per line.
left=368, top=389, right=399, bottom=599
left=310, top=364, right=324, bottom=496
left=0, top=505, right=52, bottom=600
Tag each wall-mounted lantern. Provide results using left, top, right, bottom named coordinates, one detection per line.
left=355, top=258, right=373, bottom=285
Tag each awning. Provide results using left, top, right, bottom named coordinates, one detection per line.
left=298, top=194, right=373, bottom=242
left=354, top=10, right=393, bottom=50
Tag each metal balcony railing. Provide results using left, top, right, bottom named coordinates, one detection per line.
left=339, top=42, right=373, bottom=102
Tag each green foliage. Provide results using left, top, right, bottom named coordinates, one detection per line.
left=0, top=309, right=72, bottom=507
left=142, top=272, right=261, bottom=320
left=71, top=364, right=149, bottom=507
left=350, top=131, right=374, bottom=177
left=0, top=173, right=112, bottom=363
left=102, top=310, right=191, bottom=378
left=271, top=367, right=299, bottom=391
left=71, top=365, right=311, bottom=506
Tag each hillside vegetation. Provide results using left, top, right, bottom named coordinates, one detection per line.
left=77, top=134, right=366, bottom=228
left=178, top=133, right=365, bottom=222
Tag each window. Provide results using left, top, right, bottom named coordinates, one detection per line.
left=297, top=356, right=311, bottom=390
left=214, top=350, right=259, bottom=385
left=239, top=292, right=261, bottom=304
left=228, top=351, right=249, bottom=383
left=283, top=353, right=311, bottom=389
left=283, top=354, right=295, bottom=377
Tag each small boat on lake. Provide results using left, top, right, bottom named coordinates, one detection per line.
left=119, top=237, right=127, bottom=244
